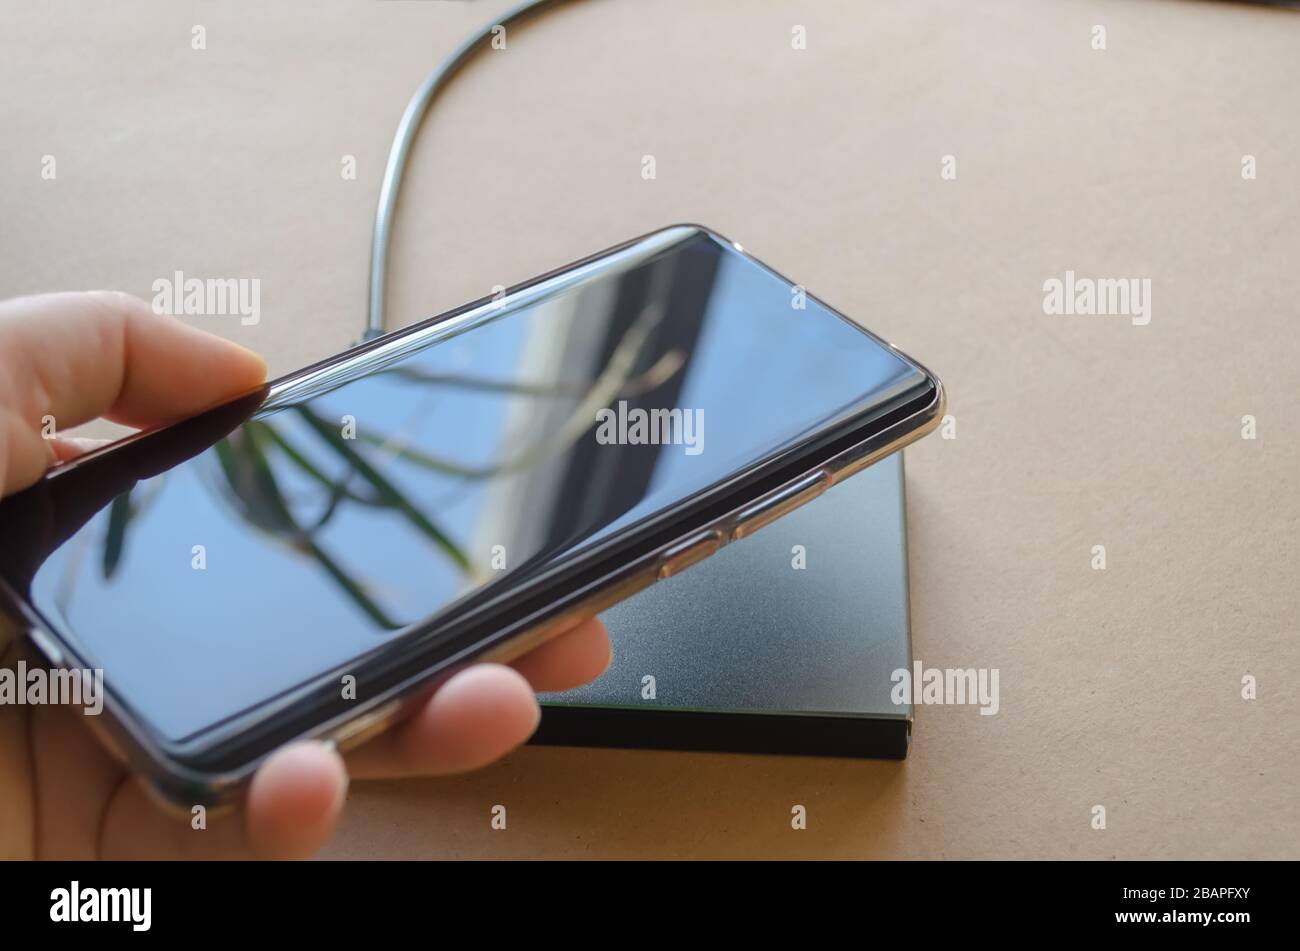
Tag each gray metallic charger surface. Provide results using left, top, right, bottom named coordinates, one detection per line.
left=534, top=451, right=915, bottom=758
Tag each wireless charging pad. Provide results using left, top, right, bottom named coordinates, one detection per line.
left=533, top=451, right=914, bottom=758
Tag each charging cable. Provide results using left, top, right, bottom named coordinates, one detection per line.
left=364, top=0, right=570, bottom=342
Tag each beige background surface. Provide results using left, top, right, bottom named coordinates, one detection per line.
left=2, top=0, right=1297, bottom=858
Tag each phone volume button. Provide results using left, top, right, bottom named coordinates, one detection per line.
left=731, top=470, right=831, bottom=541
left=657, top=530, right=723, bottom=580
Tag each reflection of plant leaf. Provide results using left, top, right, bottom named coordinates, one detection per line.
left=215, top=434, right=297, bottom=536
left=354, top=430, right=492, bottom=478
left=253, top=422, right=347, bottom=493
left=359, top=298, right=667, bottom=481
left=212, top=433, right=402, bottom=630
left=380, top=342, right=684, bottom=401
left=294, top=407, right=471, bottom=572
left=295, top=537, right=402, bottom=630
left=381, top=366, right=587, bottom=398
left=101, top=490, right=133, bottom=579
left=100, top=479, right=166, bottom=580
left=252, top=421, right=386, bottom=513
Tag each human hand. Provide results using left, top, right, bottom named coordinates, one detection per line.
left=0, top=291, right=609, bottom=859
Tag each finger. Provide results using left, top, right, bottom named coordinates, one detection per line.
left=510, top=616, right=611, bottom=692
left=243, top=743, right=349, bottom=859
left=0, top=291, right=265, bottom=496
left=346, top=664, right=539, bottom=780
left=98, top=741, right=347, bottom=860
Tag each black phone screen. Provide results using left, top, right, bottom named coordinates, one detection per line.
left=0, top=226, right=931, bottom=744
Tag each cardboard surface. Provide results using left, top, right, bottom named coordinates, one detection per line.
left=1, top=0, right=1296, bottom=858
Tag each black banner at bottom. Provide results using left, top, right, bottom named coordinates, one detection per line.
left=0, top=859, right=1286, bottom=937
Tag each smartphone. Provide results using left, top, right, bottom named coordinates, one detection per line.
left=0, top=224, right=944, bottom=810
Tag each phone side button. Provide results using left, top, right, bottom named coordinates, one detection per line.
left=657, top=531, right=722, bottom=580
left=731, top=471, right=830, bottom=541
